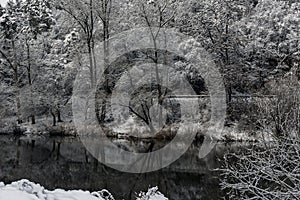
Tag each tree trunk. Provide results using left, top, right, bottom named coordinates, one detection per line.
left=31, top=115, right=36, bottom=124
left=25, top=39, right=32, bottom=85
left=85, top=149, right=89, bottom=164
left=90, top=0, right=97, bottom=82
left=12, top=39, right=22, bottom=124
left=92, top=40, right=97, bottom=81
left=99, top=17, right=111, bottom=124
left=57, top=109, right=63, bottom=123
left=88, top=42, right=95, bottom=87
left=154, top=43, right=163, bottom=128
left=25, top=39, right=36, bottom=125
left=51, top=110, right=56, bottom=126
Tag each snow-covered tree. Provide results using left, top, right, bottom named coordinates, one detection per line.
left=238, top=0, right=300, bottom=71
left=174, top=0, right=255, bottom=102
left=0, top=0, right=24, bottom=123
left=117, top=0, right=178, bottom=129
left=0, top=0, right=56, bottom=124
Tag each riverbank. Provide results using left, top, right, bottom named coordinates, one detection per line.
left=0, top=119, right=263, bottom=142
left=0, top=117, right=76, bottom=137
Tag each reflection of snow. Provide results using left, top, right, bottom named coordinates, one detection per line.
left=0, top=180, right=168, bottom=200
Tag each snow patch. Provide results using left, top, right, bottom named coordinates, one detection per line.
left=137, top=186, right=168, bottom=200
left=0, top=180, right=168, bottom=200
left=0, top=180, right=108, bottom=200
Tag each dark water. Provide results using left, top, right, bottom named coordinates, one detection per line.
left=0, top=135, right=233, bottom=199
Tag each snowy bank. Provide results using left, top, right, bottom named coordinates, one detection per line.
left=0, top=180, right=167, bottom=200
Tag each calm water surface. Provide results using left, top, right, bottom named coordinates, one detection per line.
left=0, top=135, right=238, bottom=199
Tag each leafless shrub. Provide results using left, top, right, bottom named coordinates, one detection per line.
left=220, top=137, right=300, bottom=199
left=255, top=73, right=300, bottom=137
left=220, top=73, right=300, bottom=199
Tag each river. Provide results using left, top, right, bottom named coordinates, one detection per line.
left=0, top=135, right=239, bottom=199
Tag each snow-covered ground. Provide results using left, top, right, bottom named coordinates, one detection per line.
left=0, top=180, right=167, bottom=200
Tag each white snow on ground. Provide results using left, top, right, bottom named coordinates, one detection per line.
left=136, top=187, right=168, bottom=200
left=0, top=180, right=168, bottom=200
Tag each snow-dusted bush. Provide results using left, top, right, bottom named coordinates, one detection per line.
left=220, top=71, right=300, bottom=199
left=220, top=136, right=300, bottom=199
left=136, top=186, right=168, bottom=200
left=255, top=72, right=300, bottom=138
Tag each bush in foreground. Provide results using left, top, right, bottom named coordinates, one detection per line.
left=220, top=137, right=300, bottom=199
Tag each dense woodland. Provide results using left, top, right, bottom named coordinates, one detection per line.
left=0, top=0, right=299, bottom=133
left=0, top=0, right=300, bottom=199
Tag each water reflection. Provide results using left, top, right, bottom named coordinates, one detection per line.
left=0, top=135, right=230, bottom=199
